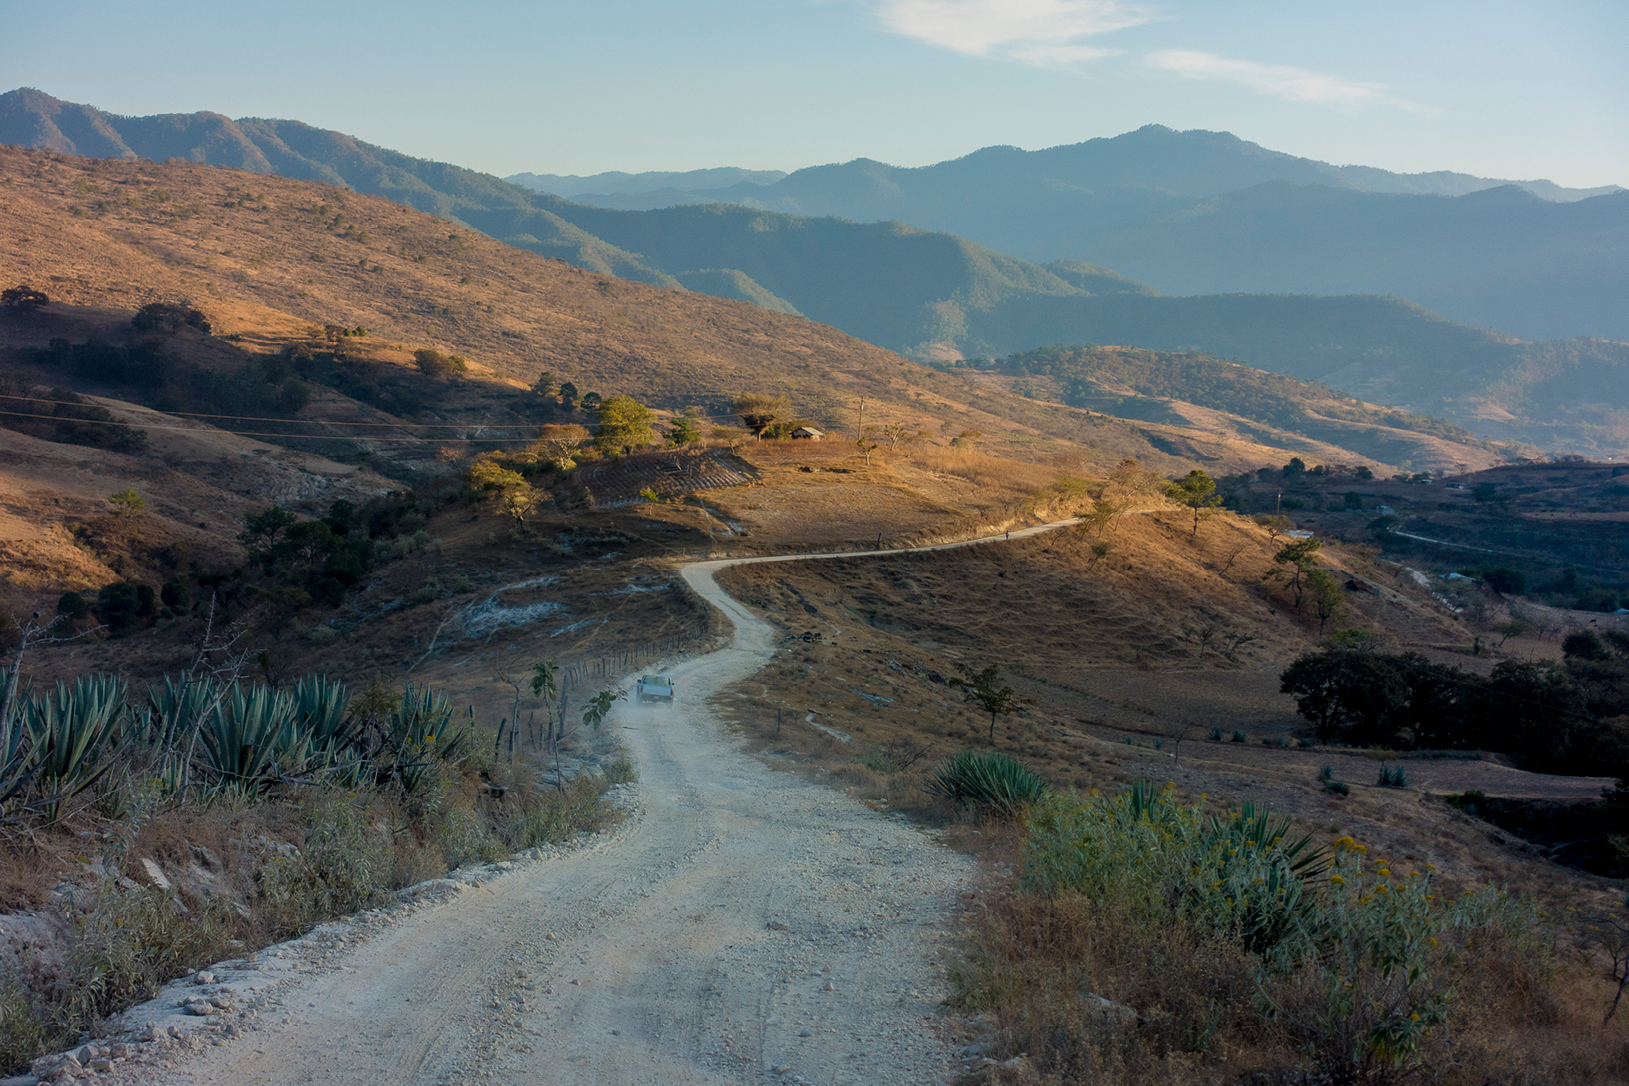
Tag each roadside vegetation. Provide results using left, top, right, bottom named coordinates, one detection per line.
left=0, top=658, right=631, bottom=1074
left=950, top=780, right=1617, bottom=1085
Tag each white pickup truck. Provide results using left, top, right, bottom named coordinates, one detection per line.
left=635, top=675, right=675, bottom=706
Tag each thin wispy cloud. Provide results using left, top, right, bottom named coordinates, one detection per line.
left=877, top=0, right=1153, bottom=67
left=1146, top=49, right=1424, bottom=112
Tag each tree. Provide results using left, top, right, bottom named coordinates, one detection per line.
left=955, top=663, right=1021, bottom=743
left=1282, top=457, right=1307, bottom=479
left=536, top=423, right=590, bottom=470
left=1079, top=498, right=1127, bottom=538
left=414, top=348, right=468, bottom=379
left=466, top=460, right=537, bottom=524
left=533, top=371, right=556, bottom=399
left=1305, top=567, right=1344, bottom=634
left=594, top=395, right=656, bottom=455
left=856, top=427, right=880, bottom=467
left=667, top=408, right=703, bottom=446
left=1, top=286, right=48, bottom=312
left=1254, top=514, right=1292, bottom=544
left=132, top=301, right=209, bottom=334
left=1280, top=650, right=1412, bottom=745
left=108, top=487, right=145, bottom=518
left=1164, top=469, right=1222, bottom=537
left=1265, top=537, right=1322, bottom=613
left=735, top=393, right=790, bottom=436
left=558, top=381, right=579, bottom=411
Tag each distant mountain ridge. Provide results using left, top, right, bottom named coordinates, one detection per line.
left=510, top=124, right=1629, bottom=342
left=3, top=87, right=1627, bottom=455
left=507, top=167, right=786, bottom=198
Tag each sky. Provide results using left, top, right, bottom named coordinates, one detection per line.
left=7, top=0, right=1627, bottom=186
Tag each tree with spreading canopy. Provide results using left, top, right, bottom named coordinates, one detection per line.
left=594, top=395, right=656, bottom=455
left=734, top=393, right=790, bottom=436
left=466, top=460, right=538, bottom=523
left=536, top=423, right=590, bottom=470
left=956, top=663, right=1021, bottom=743
left=1164, top=469, right=1222, bottom=537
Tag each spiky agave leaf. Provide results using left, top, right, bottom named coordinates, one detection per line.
left=926, top=749, right=1048, bottom=818
left=22, top=675, right=127, bottom=820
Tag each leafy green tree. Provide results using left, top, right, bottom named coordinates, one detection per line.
left=1265, top=537, right=1322, bottom=612
left=1306, top=568, right=1344, bottom=634
left=107, top=487, right=145, bottom=518
left=1281, top=457, right=1306, bottom=479
left=531, top=661, right=559, bottom=700
left=667, top=408, right=703, bottom=446
left=594, top=395, right=655, bottom=455
left=414, top=348, right=468, bottom=379
left=1164, top=469, right=1221, bottom=537
left=956, top=663, right=1021, bottom=743
left=558, top=381, right=579, bottom=411
left=533, top=371, right=556, bottom=399
left=466, top=460, right=537, bottom=523
left=1280, top=650, right=1412, bottom=745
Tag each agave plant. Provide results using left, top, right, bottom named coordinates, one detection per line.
left=926, top=749, right=1049, bottom=818
left=196, top=684, right=312, bottom=793
left=381, top=684, right=468, bottom=793
left=22, top=675, right=127, bottom=820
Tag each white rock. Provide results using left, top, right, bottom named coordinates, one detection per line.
left=139, top=858, right=173, bottom=891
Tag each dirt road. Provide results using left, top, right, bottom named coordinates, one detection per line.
left=125, top=525, right=1079, bottom=1086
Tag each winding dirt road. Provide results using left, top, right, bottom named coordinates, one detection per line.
left=127, top=524, right=1077, bottom=1086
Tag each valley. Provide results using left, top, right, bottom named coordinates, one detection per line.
left=1, top=93, right=1628, bottom=1086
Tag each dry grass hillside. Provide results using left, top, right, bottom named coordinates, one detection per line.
left=0, top=145, right=1499, bottom=478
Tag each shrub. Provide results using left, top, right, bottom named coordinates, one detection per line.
left=414, top=348, right=468, bottom=379
left=994, top=783, right=1553, bottom=1082
left=131, top=301, right=209, bottom=334
left=1208, top=726, right=1223, bottom=741
left=1377, top=764, right=1409, bottom=788
left=1231, top=729, right=1247, bottom=743
left=926, top=750, right=1048, bottom=818
left=59, top=881, right=237, bottom=1026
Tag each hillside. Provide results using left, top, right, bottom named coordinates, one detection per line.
left=0, top=146, right=1516, bottom=474
left=516, top=124, right=1629, bottom=344
left=5, top=90, right=1628, bottom=458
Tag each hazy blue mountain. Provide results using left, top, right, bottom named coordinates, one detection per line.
left=541, top=125, right=1629, bottom=341
left=4, top=87, right=1626, bottom=452
left=506, top=167, right=786, bottom=198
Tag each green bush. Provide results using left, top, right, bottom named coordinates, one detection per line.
left=1018, top=782, right=1548, bottom=1081
left=926, top=750, right=1048, bottom=818
left=1377, top=764, right=1409, bottom=789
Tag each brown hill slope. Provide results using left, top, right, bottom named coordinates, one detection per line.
left=0, top=146, right=1503, bottom=477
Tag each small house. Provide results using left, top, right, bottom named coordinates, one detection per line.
left=791, top=426, right=824, bottom=441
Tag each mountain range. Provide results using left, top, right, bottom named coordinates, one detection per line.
left=505, top=125, right=1629, bottom=344
left=3, top=87, right=1627, bottom=454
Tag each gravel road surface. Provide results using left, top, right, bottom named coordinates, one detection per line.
left=114, top=529, right=1090, bottom=1086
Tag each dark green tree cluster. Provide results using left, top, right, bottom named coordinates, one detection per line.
left=239, top=500, right=372, bottom=608
left=1281, top=640, right=1629, bottom=775
left=131, top=301, right=210, bottom=334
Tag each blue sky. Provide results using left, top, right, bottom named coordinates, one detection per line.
left=9, top=0, right=1626, bottom=185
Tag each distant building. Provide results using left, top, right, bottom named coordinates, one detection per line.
left=791, top=426, right=824, bottom=440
